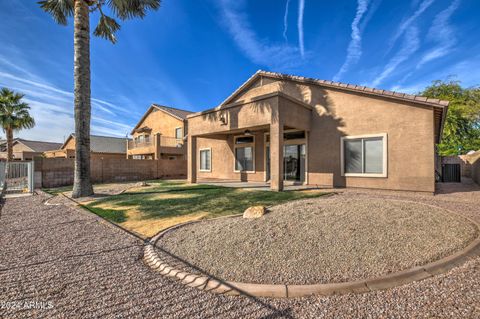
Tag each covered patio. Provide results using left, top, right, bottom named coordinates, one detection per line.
left=186, top=91, right=313, bottom=191
left=196, top=179, right=320, bottom=191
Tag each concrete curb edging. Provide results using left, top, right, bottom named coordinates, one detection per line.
left=144, top=203, right=480, bottom=298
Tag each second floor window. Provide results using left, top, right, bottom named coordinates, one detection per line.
left=175, top=127, right=183, bottom=139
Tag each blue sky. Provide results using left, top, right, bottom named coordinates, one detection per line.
left=0, top=0, right=479, bottom=142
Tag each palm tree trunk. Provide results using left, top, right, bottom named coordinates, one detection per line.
left=6, top=128, right=13, bottom=161
left=72, top=0, right=94, bottom=198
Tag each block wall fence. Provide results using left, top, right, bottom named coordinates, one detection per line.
left=441, top=151, right=480, bottom=185
left=34, top=157, right=187, bottom=188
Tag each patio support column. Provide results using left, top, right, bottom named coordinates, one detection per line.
left=188, top=135, right=197, bottom=184
left=154, top=133, right=161, bottom=160
left=270, top=120, right=284, bottom=191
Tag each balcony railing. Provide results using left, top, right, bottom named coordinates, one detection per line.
left=128, top=139, right=153, bottom=149
left=161, top=136, right=184, bottom=148
left=128, top=136, right=184, bottom=150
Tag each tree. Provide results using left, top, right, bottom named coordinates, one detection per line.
left=0, top=88, right=35, bottom=161
left=420, top=80, right=480, bottom=156
left=39, top=0, right=160, bottom=198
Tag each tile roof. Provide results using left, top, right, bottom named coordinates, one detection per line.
left=131, top=104, right=193, bottom=134
left=0, top=139, right=63, bottom=152
left=221, top=70, right=450, bottom=108
left=65, top=134, right=128, bottom=154
left=152, top=104, right=193, bottom=120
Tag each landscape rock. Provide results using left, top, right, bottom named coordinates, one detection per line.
left=243, top=206, right=266, bottom=219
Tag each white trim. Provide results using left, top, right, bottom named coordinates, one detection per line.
left=264, top=133, right=269, bottom=182
left=199, top=148, right=212, bottom=172
left=305, top=131, right=309, bottom=184
left=233, top=135, right=256, bottom=173
left=340, top=133, right=388, bottom=178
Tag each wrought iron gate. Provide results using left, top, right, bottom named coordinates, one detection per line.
left=441, top=163, right=461, bottom=183
left=0, top=161, right=34, bottom=193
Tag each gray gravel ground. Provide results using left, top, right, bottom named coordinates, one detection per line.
left=1, top=181, right=479, bottom=318
left=159, top=196, right=477, bottom=284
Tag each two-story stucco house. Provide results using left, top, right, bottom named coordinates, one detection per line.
left=127, top=104, right=193, bottom=160
left=186, top=71, right=449, bottom=193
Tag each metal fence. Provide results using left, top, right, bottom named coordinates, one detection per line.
left=441, top=163, right=461, bottom=183
left=0, top=161, right=34, bottom=193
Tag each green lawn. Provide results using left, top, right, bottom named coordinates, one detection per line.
left=42, top=185, right=73, bottom=195
left=84, top=180, right=328, bottom=237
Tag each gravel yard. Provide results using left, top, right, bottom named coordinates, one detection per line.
left=159, top=196, right=478, bottom=284
left=1, top=182, right=480, bottom=318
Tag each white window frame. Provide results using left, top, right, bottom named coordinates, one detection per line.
left=199, top=148, right=212, bottom=172
left=233, top=135, right=255, bottom=173
left=340, top=133, right=388, bottom=178
left=175, top=127, right=183, bottom=139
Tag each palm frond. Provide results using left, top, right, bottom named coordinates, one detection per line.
left=94, top=14, right=121, bottom=44
left=107, top=0, right=160, bottom=20
left=38, top=0, right=74, bottom=25
left=13, top=115, right=35, bottom=131
left=0, top=88, right=35, bottom=132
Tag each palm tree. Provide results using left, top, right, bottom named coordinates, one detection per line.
left=39, top=0, right=161, bottom=198
left=0, top=88, right=35, bottom=161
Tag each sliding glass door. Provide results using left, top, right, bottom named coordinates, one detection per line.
left=265, top=144, right=305, bottom=182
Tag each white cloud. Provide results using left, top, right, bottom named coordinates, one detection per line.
left=416, top=0, right=460, bottom=69
left=387, top=0, right=435, bottom=52
left=333, top=0, right=370, bottom=81
left=283, top=0, right=290, bottom=42
left=298, top=0, right=305, bottom=58
left=389, top=84, right=425, bottom=94
left=218, top=0, right=301, bottom=69
left=390, top=55, right=480, bottom=94
left=0, top=58, right=135, bottom=142
left=370, top=26, right=420, bottom=87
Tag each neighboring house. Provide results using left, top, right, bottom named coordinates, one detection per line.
left=0, top=138, right=62, bottom=160
left=127, top=104, right=193, bottom=160
left=44, top=134, right=128, bottom=159
left=186, top=70, right=449, bottom=193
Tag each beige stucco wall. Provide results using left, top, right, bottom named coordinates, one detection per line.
left=64, top=137, right=75, bottom=150
left=12, top=142, right=34, bottom=153
left=307, top=87, right=434, bottom=192
left=133, top=108, right=185, bottom=139
left=44, top=150, right=67, bottom=158
left=189, top=77, right=437, bottom=192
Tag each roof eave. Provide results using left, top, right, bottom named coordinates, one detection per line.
left=60, top=134, right=75, bottom=150
left=130, top=105, right=156, bottom=135
left=257, top=70, right=450, bottom=109
left=151, top=104, right=186, bottom=122
left=437, top=104, right=449, bottom=144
